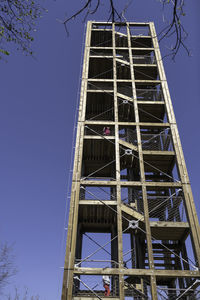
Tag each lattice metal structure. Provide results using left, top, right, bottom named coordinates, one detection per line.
left=62, top=22, right=200, bottom=300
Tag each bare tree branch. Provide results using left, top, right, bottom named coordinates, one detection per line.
left=6, top=287, right=41, bottom=300
left=158, top=0, right=189, bottom=59
left=62, top=0, right=190, bottom=59
left=0, top=243, right=17, bottom=293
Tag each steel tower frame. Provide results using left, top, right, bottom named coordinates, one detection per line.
left=62, top=21, right=200, bottom=300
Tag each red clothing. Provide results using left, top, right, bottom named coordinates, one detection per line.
left=104, top=128, right=110, bottom=136
left=104, top=284, right=110, bottom=296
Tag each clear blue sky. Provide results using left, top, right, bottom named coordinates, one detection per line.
left=0, top=1, right=199, bottom=299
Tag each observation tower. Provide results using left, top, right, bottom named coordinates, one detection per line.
left=62, top=21, right=200, bottom=300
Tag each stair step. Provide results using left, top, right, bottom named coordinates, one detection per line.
left=119, top=139, right=138, bottom=152
left=121, top=203, right=144, bottom=222
left=116, top=58, right=130, bottom=66
left=117, top=92, right=133, bottom=102
left=115, top=31, right=127, bottom=37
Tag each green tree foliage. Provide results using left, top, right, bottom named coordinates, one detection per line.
left=0, top=0, right=44, bottom=59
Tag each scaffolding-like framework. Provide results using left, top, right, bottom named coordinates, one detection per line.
left=62, top=22, right=200, bottom=300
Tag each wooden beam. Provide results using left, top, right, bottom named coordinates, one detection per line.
left=79, top=200, right=117, bottom=206
left=85, top=120, right=170, bottom=127
left=80, top=180, right=182, bottom=188
left=84, top=136, right=115, bottom=140
left=150, top=221, right=189, bottom=228
left=73, top=298, right=120, bottom=300
left=74, top=267, right=200, bottom=278
left=127, top=22, right=157, bottom=299
left=113, top=22, right=124, bottom=299
left=118, top=139, right=138, bottom=152
left=121, top=203, right=144, bottom=221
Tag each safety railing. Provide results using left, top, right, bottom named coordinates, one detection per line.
left=115, top=34, right=128, bottom=48
left=116, top=53, right=129, bottom=63
left=80, top=185, right=116, bottom=201
left=133, top=55, right=156, bottom=64
left=147, top=195, right=187, bottom=222
left=119, top=128, right=137, bottom=146
left=117, top=87, right=133, bottom=97
left=87, top=81, right=113, bottom=91
left=75, top=259, right=119, bottom=269
left=136, top=88, right=164, bottom=101
left=91, top=31, right=113, bottom=47
left=121, top=189, right=186, bottom=222
left=73, top=274, right=119, bottom=297
left=141, top=133, right=173, bottom=151
left=90, top=49, right=113, bottom=57
left=124, top=281, right=151, bottom=299
left=157, top=285, right=200, bottom=300
left=129, top=27, right=150, bottom=36
left=85, top=126, right=115, bottom=136
left=92, top=24, right=112, bottom=29
left=121, top=187, right=144, bottom=214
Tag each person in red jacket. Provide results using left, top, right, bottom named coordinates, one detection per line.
left=103, top=127, right=111, bottom=136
